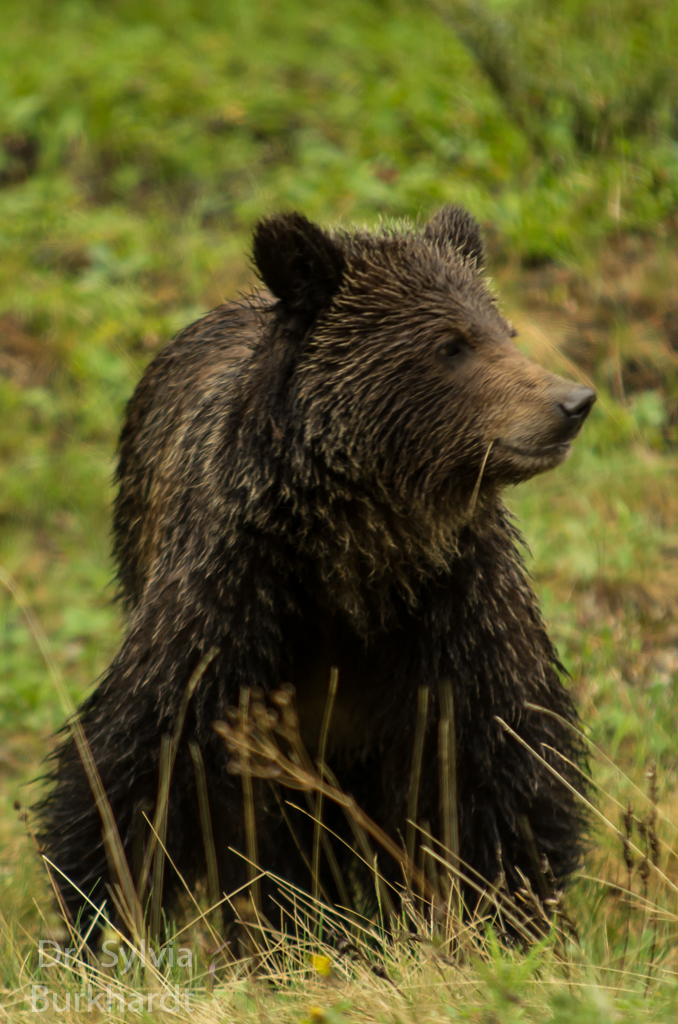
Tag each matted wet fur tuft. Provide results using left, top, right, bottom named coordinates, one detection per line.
left=37, top=206, right=591, bottom=930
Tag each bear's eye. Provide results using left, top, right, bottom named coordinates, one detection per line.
left=438, top=336, right=468, bottom=360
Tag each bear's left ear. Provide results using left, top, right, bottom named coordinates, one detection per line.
left=423, top=205, right=485, bottom=269
left=252, top=212, right=346, bottom=318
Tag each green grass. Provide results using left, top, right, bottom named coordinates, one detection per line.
left=2, top=0, right=678, bottom=1019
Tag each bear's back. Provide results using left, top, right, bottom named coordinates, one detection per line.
left=113, top=298, right=269, bottom=609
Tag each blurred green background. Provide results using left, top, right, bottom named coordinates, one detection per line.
left=1, top=0, right=678, bottom=1011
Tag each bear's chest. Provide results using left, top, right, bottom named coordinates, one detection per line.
left=284, top=609, right=410, bottom=764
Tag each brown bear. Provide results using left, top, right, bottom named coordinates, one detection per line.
left=38, top=206, right=595, bottom=930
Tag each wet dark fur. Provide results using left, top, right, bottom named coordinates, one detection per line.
left=38, top=207, right=591, bottom=927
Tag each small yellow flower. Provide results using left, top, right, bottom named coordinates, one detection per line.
left=310, top=954, right=333, bottom=977
left=301, top=1007, right=326, bottom=1023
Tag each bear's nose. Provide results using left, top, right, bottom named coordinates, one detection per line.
left=558, top=385, right=596, bottom=423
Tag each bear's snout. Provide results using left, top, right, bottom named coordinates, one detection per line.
left=489, top=367, right=597, bottom=480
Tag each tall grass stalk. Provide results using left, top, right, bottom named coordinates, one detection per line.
left=189, top=740, right=221, bottom=928
left=406, top=685, right=429, bottom=869
left=149, top=734, right=171, bottom=942
left=137, top=647, right=219, bottom=899
left=438, top=678, right=460, bottom=921
left=239, top=686, right=261, bottom=913
left=312, top=666, right=339, bottom=908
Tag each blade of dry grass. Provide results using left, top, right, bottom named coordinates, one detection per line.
left=419, top=816, right=443, bottom=905
left=239, top=687, right=261, bottom=912
left=149, top=733, right=172, bottom=941
left=406, top=686, right=430, bottom=868
left=645, top=761, right=660, bottom=993
left=466, top=440, right=494, bottom=520
left=142, top=810, right=225, bottom=952
left=319, top=760, right=398, bottom=923
left=137, top=646, right=218, bottom=900
left=438, top=679, right=460, bottom=917
left=268, top=782, right=333, bottom=904
left=313, top=666, right=339, bottom=907
left=270, top=687, right=351, bottom=908
left=131, top=796, right=154, bottom=894
left=189, top=740, right=222, bottom=928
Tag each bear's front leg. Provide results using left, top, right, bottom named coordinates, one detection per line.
left=37, top=564, right=306, bottom=932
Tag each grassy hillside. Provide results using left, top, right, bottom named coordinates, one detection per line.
left=1, top=1, right=678, bottom=1020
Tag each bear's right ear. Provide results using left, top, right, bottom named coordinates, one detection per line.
left=252, top=212, right=346, bottom=318
left=423, top=205, right=485, bottom=269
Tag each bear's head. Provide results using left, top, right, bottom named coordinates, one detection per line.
left=253, top=207, right=595, bottom=510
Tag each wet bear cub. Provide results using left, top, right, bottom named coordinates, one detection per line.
left=40, top=206, right=595, bottom=926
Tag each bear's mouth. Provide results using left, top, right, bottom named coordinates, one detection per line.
left=502, top=440, right=572, bottom=464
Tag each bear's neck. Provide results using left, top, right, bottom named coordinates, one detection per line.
left=281, top=476, right=500, bottom=634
